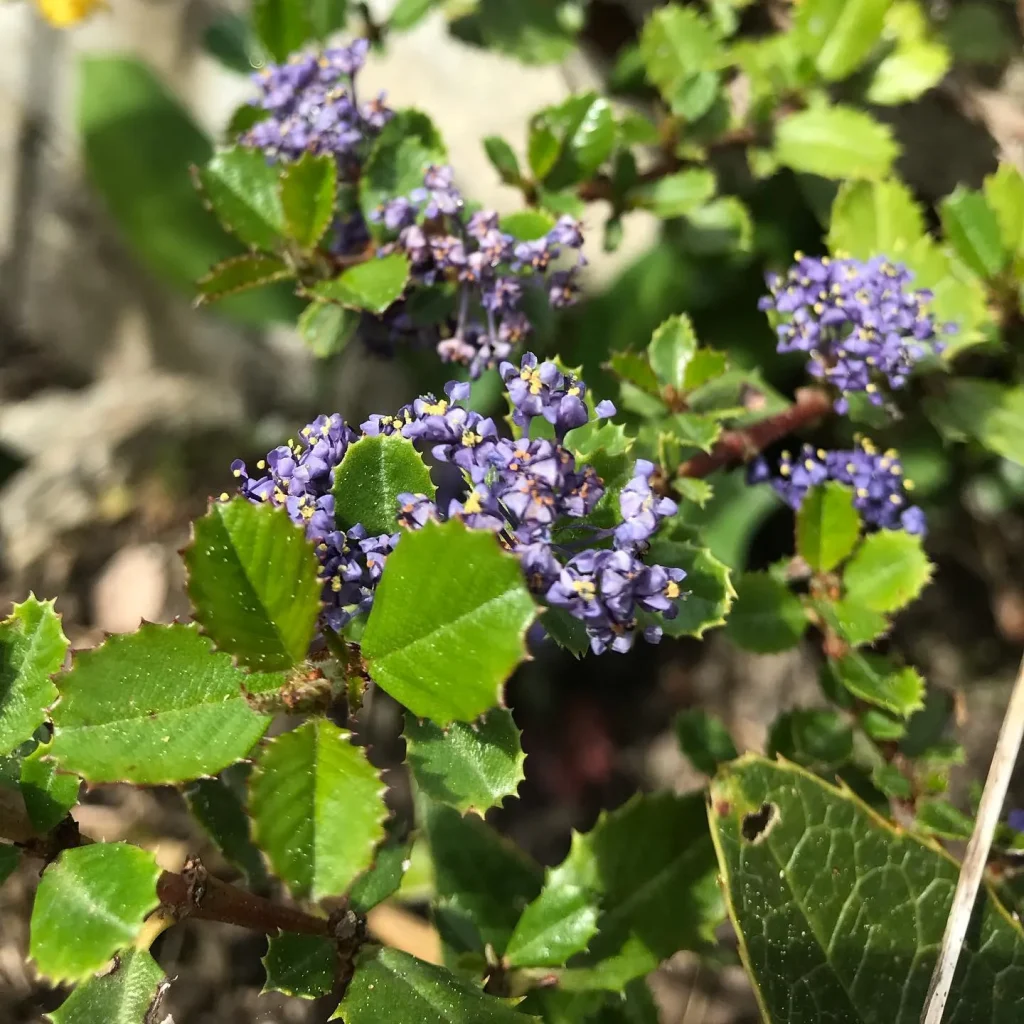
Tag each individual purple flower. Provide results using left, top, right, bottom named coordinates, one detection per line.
left=396, top=492, right=438, bottom=530
left=615, top=460, right=679, bottom=550
left=499, top=352, right=594, bottom=439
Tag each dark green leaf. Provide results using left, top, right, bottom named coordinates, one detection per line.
left=859, top=708, right=906, bottom=742
left=505, top=882, right=599, bottom=968
left=362, top=520, right=537, bottom=725
left=0, top=595, right=68, bottom=755
left=332, top=434, right=435, bottom=535
left=46, top=949, right=166, bottom=1024
left=499, top=209, right=555, bottom=241
left=50, top=623, right=283, bottom=784
left=249, top=719, right=386, bottom=901
left=203, top=13, right=257, bottom=75
left=542, top=607, right=592, bottom=658
left=843, top=529, right=932, bottom=613
left=263, top=933, right=336, bottom=999
left=645, top=539, right=734, bottom=639
left=677, top=196, right=754, bottom=255
left=675, top=709, right=738, bottom=776
left=775, top=105, right=898, bottom=181
left=30, top=843, right=160, bottom=984
left=939, top=187, right=1006, bottom=280
left=767, top=709, right=853, bottom=769
left=659, top=413, right=722, bottom=456
left=871, top=761, right=913, bottom=799
left=313, top=253, right=410, bottom=313
left=926, top=379, right=1024, bottom=468
left=253, top=0, right=348, bottom=62
left=483, top=135, right=522, bottom=185
left=196, top=253, right=293, bottom=303
left=915, top=798, right=974, bottom=840
left=528, top=120, right=560, bottom=180
left=405, top=708, right=525, bottom=814
left=632, top=170, right=716, bottom=219
left=473, top=0, right=578, bottom=65
left=298, top=301, right=359, bottom=357
left=20, top=742, right=79, bottom=833
left=830, top=652, right=925, bottom=717
left=349, top=840, right=413, bottom=913
left=724, top=572, right=808, bottom=653
left=197, top=145, right=285, bottom=250
left=796, top=482, right=860, bottom=572
left=607, top=352, right=661, bottom=396
left=0, top=845, right=20, bottom=885
left=280, top=151, right=337, bottom=249
left=794, top=0, right=889, bottom=81
left=647, top=313, right=698, bottom=392
left=185, top=498, right=322, bottom=671
left=533, top=93, right=616, bottom=190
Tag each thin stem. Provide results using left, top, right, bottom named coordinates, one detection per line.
left=920, top=651, right=1024, bottom=1024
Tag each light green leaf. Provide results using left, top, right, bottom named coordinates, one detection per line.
left=197, top=145, right=285, bottom=251
left=21, top=741, right=79, bottom=833
left=280, top=151, right=337, bottom=249
left=827, top=177, right=926, bottom=260
left=30, top=843, right=160, bottom=984
left=709, top=755, right=1024, bottom=1022
left=185, top=498, right=322, bottom=671
left=332, top=434, right=435, bottom=536
left=647, top=313, right=699, bottom=392
left=984, top=163, right=1024, bottom=261
left=926, top=379, right=1024, bottom=467
left=640, top=6, right=724, bottom=120
left=505, top=882, right=599, bottom=968
left=499, top=209, right=555, bottom=241
left=843, top=529, right=932, bottom=613
left=50, top=623, right=283, bottom=784
left=332, top=947, right=528, bottom=1022
left=313, top=253, right=410, bottom=314
left=196, top=253, right=293, bottom=304
left=915, top=798, right=975, bottom=840
left=607, top=351, right=662, bottom=397
left=868, top=39, right=950, bottom=105
left=405, top=708, right=525, bottom=814
left=249, top=719, right=386, bottom=901
left=815, top=598, right=889, bottom=647
left=0, top=595, right=68, bottom=755
left=390, top=0, right=438, bottom=31
left=645, top=539, right=735, bottom=639
left=263, top=933, right=336, bottom=999
left=724, top=572, right=808, bottom=653
left=794, top=0, right=889, bottom=81
left=775, top=105, right=898, bottom=181
left=533, top=92, right=616, bottom=190
left=675, top=709, right=738, bottom=776
left=362, top=520, right=537, bottom=725
left=830, top=652, right=925, bottom=717
left=939, top=186, right=1007, bottom=280
left=298, top=301, right=360, bottom=357
left=349, top=840, right=413, bottom=913
left=528, top=119, right=560, bottom=180
left=483, top=136, right=522, bottom=185
left=252, top=0, right=348, bottom=62
left=796, top=482, right=861, bottom=572
left=46, top=949, right=166, bottom=1024
left=766, top=708, right=853, bottom=769
left=631, top=170, right=717, bottom=219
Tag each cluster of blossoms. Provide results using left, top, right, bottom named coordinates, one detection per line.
left=373, top=166, right=587, bottom=376
left=241, top=40, right=391, bottom=177
left=748, top=439, right=926, bottom=536
left=759, top=253, right=948, bottom=414
left=230, top=354, right=686, bottom=654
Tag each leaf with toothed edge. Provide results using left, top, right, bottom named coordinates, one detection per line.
left=46, top=948, right=166, bottom=1024
left=249, top=718, right=387, bottom=901
left=349, top=839, right=413, bottom=913
left=642, top=539, right=734, bottom=639
left=311, top=253, right=410, bottom=314
left=49, top=623, right=284, bottom=784
left=279, top=151, right=336, bottom=249
left=262, top=933, right=337, bottom=999
left=843, top=529, right=933, bottom=614
left=196, top=253, right=293, bottom=304
left=404, top=708, right=526, bottom=814
left=21, top=741, right=79, bottom=832
left=30, top=843, right=161, bottom=985
left=196, top=145, right=284, bottom=250
left=185, top=498, right=322, bottom=671
left=505, top=879, right=600, bottom=968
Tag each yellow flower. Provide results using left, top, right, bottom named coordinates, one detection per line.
left=35, top=0, right=105, bottom=28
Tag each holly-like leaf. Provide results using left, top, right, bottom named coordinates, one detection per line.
left=815, top=597, right=889, bottom=648
left=631, top=170, right=717, bottom=220
left=196, top=253, right=293, bottom=303
left=645, top=539, right=734, bottom=639
left=349, top=840, right=413, bottom=913
left=675, top=709, right=738, bottom=776
left=684, top=348, right=729, bottom=391
left=607, top=351, right=662, bottom=397
left=298, top=301, right=360, bottom=357
left=767, top=708, right=853, bottom=769
left=30, top=843, right=160, bottom=984
left=21, top=741, right=79, bottom=832
left=660, top=413, right=722, bottom=456
left=332, top=434, right=435, bottom=536
left=724, top=572, right=808, bottom=653
left=280, top=151, right=337, bottom=249
left=46, top=949, right=166, bottom=1024
left=362, top=520, right=537, bottom=725
left=312, top=253, right=410, bottom=313
left=483, top=135, right=522, bottom=185
left=774, top=105, right=898, bottom=181
left=709, top=755, right=1024, bottom=1023
left=542, top=607, right=592, bottom=658
left=828, top=178, right=926, bottom=260
left=186, top=498, right=322, bottom=671
left=794, top=0, right=889, bottom=82
left=263, top=933, right=336, bottom=999
left=332, top=947, right=528, bottom=1023
left=843, top=529, right=932, bottom=614
left=829, top=652, right=925, bottom=717
left=796, top=482, right=861, bottom=572
left=49, top=623, right=283, bottom=784
left=939, top=186, right=1007, bottom=280
left=404, top=708, right=525, bottom=815
left=647, top=313, right=699, bottom=392
left=249, top=718, right=386, bottom=901
left=197, top=146, right=284, bottom=250
left=0, top=595, right=68, bottom=755
left=925, top=379, right=1024, bottom=469
left=505, top=881, right=599, bottom=968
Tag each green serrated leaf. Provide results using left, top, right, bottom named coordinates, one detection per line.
left=796, top=482, right=861, bottom=572
left=542, top=606, right=592, bottom=658
left=830, top=652, right=925, bottom=717
left=775, top=105, right=898, bottom=181
left=349, top=840, right=412, bottom=913
left=263, top=932, right=336, bottom=999
left=21, top=741, right=79, bottom=832
left=363, top=520, right=537, bottom=725
left=631, top=170, right=717, bottom=219
left=915, top=798, right=974, bottom=840
left=795, top=0, right=889, bottom=81
left=482, top=135, right=522, bottom=185
left=196, top=253, right=293, bottom=303
left=767, top=708, right=853, bottom=769
left=405, top=708, right=525, bottom=814
left=867, top=38, right=950, bottom=105
left=675, top=709, right=738, bottom=776
left=660, top=413, right=722, bottom=456
left=926, top=379, right=1024, bottom=468
left=469, top=0, right=579, bottom=65
left=724, top=572, right=808, bottom=653
left=607, top=351, right=662, bottom=396
left=499, top=209, right=555, bottom=241
left=828, top=178, right=926, bottom=260
left=815, top=597, right=889, bottom=647
left=683, top=348, right=728, bottom=391
left=30, top=843, right=160, bottom=984
left=640, top=6, right=724, bottom=121
left=505, top=881, right=599, bottom=968
left=298, top=301, right=359, bottom=357
left=939, top=186, right=1007, bottom=280
left=843, top=529, right=932, bottom=613
left=332, top=434, right=435, bottom=536
left=645, top=539, right=734, bottom=639
left=313, top=253, right=410, bottom=314
left=280, top=151, right=337, bottom=249
left=197, top=145, right=284, bottom=250
left=249, top=718, right=386, bottom=901
left=332, top=946, right=527, bottom=1022
left=984, top=163, right=1024, bottom=262
left=50, top=623, right=283, bottom=784
left=186, top=498, right=322, bottom=671
left=46, top=948, right=165, bottom=1024
left=0, top=596, right=68, bottom=755
left=647, top=313, right=699, bottom=392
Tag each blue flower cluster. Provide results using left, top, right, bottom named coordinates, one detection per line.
left=748, top=439, right=926, bottom=535
left=759, top=254, right=947, bottom=414
left=375, top=166, right=586, bottom=376
left=230, top=355, right=686, bottom=654
left=241, top=40, right=391, bottom=176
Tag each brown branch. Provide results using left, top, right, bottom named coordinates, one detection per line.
left=678, top=386, right=832, bottom=479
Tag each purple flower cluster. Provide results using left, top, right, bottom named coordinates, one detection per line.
left=748, top=438, right=926, bottom=535
left=374, top=166, right=586, bottom=376
left=759, top=253, right=947, bottom=414
left=241, top=40, right=390, bottom=175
